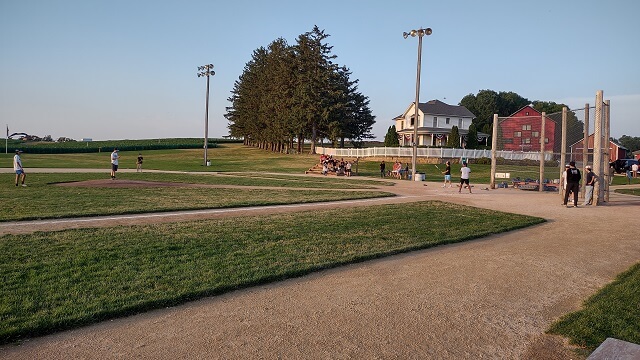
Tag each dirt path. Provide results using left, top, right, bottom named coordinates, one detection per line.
left=1, top=174, right=639, bottom=359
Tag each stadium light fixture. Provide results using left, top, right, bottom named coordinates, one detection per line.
left=197, top=64, right=215, bottom=166
left=403, top=27, right=432, bottom=181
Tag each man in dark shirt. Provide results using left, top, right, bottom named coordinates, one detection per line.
left=563, top=161, right=581, bottom=207
left=583, top=165, right=596, bottom=206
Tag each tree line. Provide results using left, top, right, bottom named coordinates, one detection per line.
left=225, top=26, right=375, bottom=154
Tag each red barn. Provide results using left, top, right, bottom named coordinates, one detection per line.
left=569, top=135, right=629, bottom=163
left=499, top=105, right=556, bottom=152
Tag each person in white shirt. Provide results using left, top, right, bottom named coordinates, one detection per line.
left=458, top=161, right=472, bottom=193
left=632, top=162, right=639, bottom=178
left=110, top=148, right=119, bottom=179
left=13, top=149, right=26, bottom=187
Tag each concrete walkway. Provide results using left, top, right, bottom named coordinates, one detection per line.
left=1, top=174, right=639, bottom=359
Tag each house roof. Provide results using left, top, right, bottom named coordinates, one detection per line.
left=418, top=100, right=475, bottom=118
left=394, top=100, right=475, bottom=120
left=568, top=134, right=628, bottom=150
left=507, top=104, right=541, bottom=117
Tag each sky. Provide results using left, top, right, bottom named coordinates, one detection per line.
left=1, top=0, right=639, bottom=142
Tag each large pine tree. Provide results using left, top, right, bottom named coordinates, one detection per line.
left=447, top=126, right=460, bottom=148
left=226, top=26, right=375, bottom=154
left=466, top=123, right=479, bottom=149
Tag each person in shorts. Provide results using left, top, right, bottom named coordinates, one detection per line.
left=458, top=161, right=471, bottom=193
left=136, top=153, right=143, bottom=172
left=110, top=148, right=119, bottom=179
left=442, top=161, right=452, bottom=188
left=13, top=149, right=26, bottom=187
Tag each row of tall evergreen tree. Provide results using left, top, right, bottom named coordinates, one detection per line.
left=225, top=26, right=375, bottom=154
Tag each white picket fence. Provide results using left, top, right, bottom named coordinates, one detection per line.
left=316, top=147, right=552, bottom=161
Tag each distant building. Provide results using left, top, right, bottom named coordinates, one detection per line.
left=394, top=100, right=486, bottom=147
left=498, top=105, right=556, bottom=152
left=569, top=135, right=629, bottom=163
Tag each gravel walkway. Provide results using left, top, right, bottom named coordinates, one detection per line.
left=1, top=174, right=639, bottom=359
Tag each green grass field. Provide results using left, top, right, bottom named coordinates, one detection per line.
left=548, top=263, right=640, bottom=353
left=0, top=201, right=545, bottom=343
left=0, top=172, right=393, bottom=221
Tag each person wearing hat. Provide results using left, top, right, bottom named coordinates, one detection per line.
left=583, top=165, right=597, bottom=206
left=110, top=148, right=120, bottom=180
left=563, top=161, right=581, bottom=207
left=13, top=149, right=27, bottom=187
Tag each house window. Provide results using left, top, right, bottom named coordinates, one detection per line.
left=410, top=117, right=415, bottom=127
left=446, top=118, right=450, bottom=125
left=532, top=131, right=539, bottom=137
left=525, top=111, right=530, bottom=116
left=433, top=117, right=437, bottom=127
left=522, top=124, right=531, bottom=130
left=514, top=131, right=522, bottom=137
left=544, top=138, right=549, bottom=144
left=523, top=138, right=531, bottom=144
left=458, top=119, right=463, bottom=128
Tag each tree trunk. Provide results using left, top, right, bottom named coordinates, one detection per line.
left=297, top=133, right=303, bottom=153
left=310, top=122, right=317, bottom=155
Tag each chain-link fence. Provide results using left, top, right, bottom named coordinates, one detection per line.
left=490, top=91, right=611, bottom=205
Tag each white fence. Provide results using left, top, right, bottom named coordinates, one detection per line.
left=316, top=147, right=553, bottom=161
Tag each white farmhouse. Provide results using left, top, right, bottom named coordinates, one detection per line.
left=394, top=99, right=485, bottom=147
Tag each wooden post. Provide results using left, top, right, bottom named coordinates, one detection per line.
left=560, top=107, right=567, bottom=202
left=604, top=99, right=611, bottom=202
left=593, top=90, right=603, bottom=205
left=490, top=114, right=498, bottom=189
left=582, top=104, right=589, bottom=200
left=539, top=112, right=546, bottom=192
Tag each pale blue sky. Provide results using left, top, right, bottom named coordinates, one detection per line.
left=1, top=0, right=638, bottom=141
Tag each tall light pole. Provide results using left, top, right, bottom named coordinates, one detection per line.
left=197, top=64, right=215, bottom=166
left=403, top=27, right=432, bottom=180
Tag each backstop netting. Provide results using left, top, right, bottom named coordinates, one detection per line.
left=490, top=91, right=610, bottom=205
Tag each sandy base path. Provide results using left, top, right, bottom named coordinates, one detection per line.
left=1, top=174, right=639, bottom=359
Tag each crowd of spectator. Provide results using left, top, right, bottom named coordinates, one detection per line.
left=320, top=154, right=352, bottom=177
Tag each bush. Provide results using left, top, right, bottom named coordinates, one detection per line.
left=475, top=157, right=491, bottom=165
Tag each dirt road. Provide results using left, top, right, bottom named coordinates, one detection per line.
left=1, top=175, right=639, bottom=359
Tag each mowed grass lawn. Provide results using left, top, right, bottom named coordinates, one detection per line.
left=0, top=173, right=393, bottom=221
left=0, top=201, right=545, bottom=344
left=548, top=263, right=640, bottom=354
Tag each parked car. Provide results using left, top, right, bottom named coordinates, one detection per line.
left=611, top=159, right=640, bottom=174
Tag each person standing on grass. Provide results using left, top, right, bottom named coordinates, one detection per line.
left=442, top=161, right=452, bottom=188
left=380, top=161, right=386, bottom=178
left=136, top=153, right=143, bottom=172
left=582, top=165, right=596, bottom=206
left=13, top=149, right=26, bottom=187
left=110, top=148, right=119, bottom=180
left=633, top=162, right=639, bottom=178
left=563, top=161, right=581, bottom=207
left=458, top=162, right=471, bottom=193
